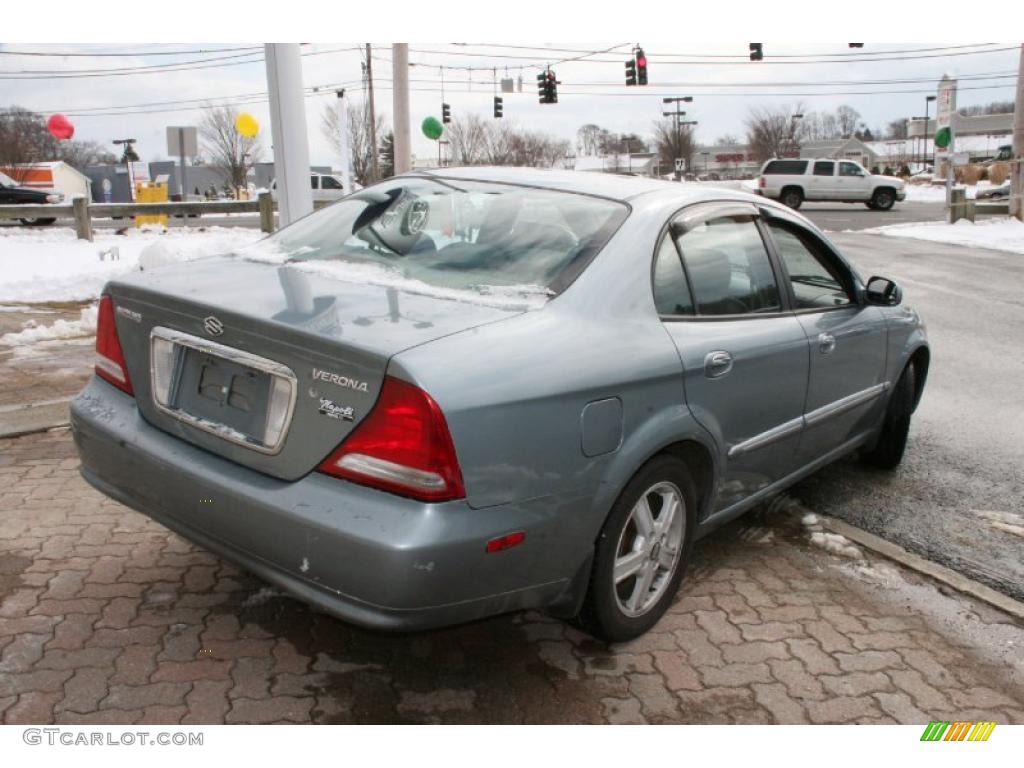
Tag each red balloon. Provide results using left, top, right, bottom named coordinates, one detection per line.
left=47, top=113, right=74, bottom=141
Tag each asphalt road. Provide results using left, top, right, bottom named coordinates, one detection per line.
left=788, top=232, right=1024, bottom=601
left=799, top=201, right=945, bottom=232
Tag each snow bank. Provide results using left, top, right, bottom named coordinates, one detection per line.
left=0, top=304, right=97, bottom=346
left=903, top=181, right=996, bottom=203
left=0, top=226, right=264, bottom=303
left=862, top=217, right=1024, bottom=255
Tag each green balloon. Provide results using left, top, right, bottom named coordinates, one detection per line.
left=422, top=116, right=444, bottom=141
left=934, top=126, right=951, bottom=149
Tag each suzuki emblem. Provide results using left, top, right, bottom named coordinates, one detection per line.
left=203, top=316, right=224, bottom=336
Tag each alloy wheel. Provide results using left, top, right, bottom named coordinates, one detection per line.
left=612, top=481, right=686, bottom=618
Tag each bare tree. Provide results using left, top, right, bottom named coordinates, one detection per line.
left=576, top=124, right=603, bottom=155
left=836, top=105, right=861, bottom=138
left=885, top=118, right=908, bottom=140
left=198, top=105, right=262, bottom=192
left=320, top=99, right=387, bottom=186
left=715, top=133, right=741, bottom=146
left=652, top=118, right=696, bottom=173
left=446, top=113, right=490, bottom=165
left=745, top=104, right=805, bottom=163
left=0, top=107, right=59, bottom=179
left=57, top=140, right=117, bottom=170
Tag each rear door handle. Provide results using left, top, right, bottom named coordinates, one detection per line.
left=704, top=350, right=733, bottom=378
left=818, top=333, right=836, bottom=354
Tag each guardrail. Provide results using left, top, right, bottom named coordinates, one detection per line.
left=0, top=192, right=333, bottom=241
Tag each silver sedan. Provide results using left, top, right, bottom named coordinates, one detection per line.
left=71, top=168, right=928, bottom=641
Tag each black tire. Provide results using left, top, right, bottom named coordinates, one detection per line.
left=871, top=188, right=896, bottom=211
left=780, top=187, right=803, bottom=210
left=580, top=455, right=698, bottom=642
left=864, top=201, right=878, bottom=210
left=19, top=217, right=56, bottom=226
left=862, top=363, right=916, bottom=470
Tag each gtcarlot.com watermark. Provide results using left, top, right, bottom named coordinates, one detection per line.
left=23, top=728, right=203, bottom=747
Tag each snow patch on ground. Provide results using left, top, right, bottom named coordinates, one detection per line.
left=862, top=217, right=1024, bottom=255
left=5, top=336, right=93, bottom=360
left=0, top=226, right=264, bottom=303
left=973, top=510, right=1024, bottom=540
left=0, top=304, right=98, bottom=346
left=809, top=531, right=864, bottom=560
left=241, top=587, right=284, bottom=608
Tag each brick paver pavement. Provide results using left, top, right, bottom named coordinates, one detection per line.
left=2, top=429, right=1023, bottom=725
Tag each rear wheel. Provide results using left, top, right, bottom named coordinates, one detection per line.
left=862, top=363, right=916, bottom=470
left=20, top=217, right=56, bottom=226
left=864, top=201, right=878, bottom=210
left=580, top=455, right=697, bottom=642
left=780, top=187, right=803, bottom=210
left=871, top=188, right=896, bottom=211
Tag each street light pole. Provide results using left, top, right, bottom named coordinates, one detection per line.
left=663, top=96, right=693, bottom=181
left=924, top=95, right=936, bottom=169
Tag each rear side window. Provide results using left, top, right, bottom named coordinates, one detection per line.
left=763, top=160, right=808, bottom=175
left=813, top=161, right=834, bottom=176
left=653, top=237, right=694, bottom=316
left=674, top=216, right=781, bottom=316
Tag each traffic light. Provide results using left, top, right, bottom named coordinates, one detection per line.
left=625, top=58, right=637, bottom=86
left=749, top=43, right=763, bottom=61
left=636, top=48, right=648, bottom=85
left=442, top=102, right=451, bottom=124
left=493, top=96, right=503, bottom=119
left=537, top=68, right=558, bottom=104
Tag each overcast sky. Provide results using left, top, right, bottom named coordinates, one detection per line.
left=0, top=42, right=1017, bottom=169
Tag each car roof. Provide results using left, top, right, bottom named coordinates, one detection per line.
left=409, top=166, right=716, bottom=203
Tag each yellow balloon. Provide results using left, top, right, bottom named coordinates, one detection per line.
left=235, top=112, right=259, bottom=138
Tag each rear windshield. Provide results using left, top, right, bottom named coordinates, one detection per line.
left=259, top=177, right=628, bottom=294
left=763, top=160, right=808, bottom=175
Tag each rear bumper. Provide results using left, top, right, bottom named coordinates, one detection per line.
left=70, top=377, right=575, bottom=631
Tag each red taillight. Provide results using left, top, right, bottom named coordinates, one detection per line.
left=759, top=177, right=766, bottom=188
left=317, top=376, right=465, bottom=503
left=95, top=295, right=133, bottom=395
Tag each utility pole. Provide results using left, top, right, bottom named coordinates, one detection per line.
left=335, top=89, right=352, bottom=194
left=365, top=43, right=380, bottom=182
left=392, top=44, right=411, bottom=175
left=264, top=43, right=313, bottom=226
left=1011, top=43, right=1024, bottom=221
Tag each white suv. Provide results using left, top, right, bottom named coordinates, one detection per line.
left=756, top=158, right=906, bottom=211
left=270, top=173, right=350, bottom=203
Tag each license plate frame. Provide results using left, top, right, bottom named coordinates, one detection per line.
left=149, top=326, right=298, bottom=454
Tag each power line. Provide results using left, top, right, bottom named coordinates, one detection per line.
left=404, top=45, right=1019, bottom=66
left=451, top=43, right=1003, bottom=60
left=0, top=45, right=263, bottom=57
left=0, top=46, right=361, bottom=80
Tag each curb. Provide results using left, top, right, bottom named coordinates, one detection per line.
left=821, top=514, right=1024, bottom=623
left=0, top=399, right=71, bottom=439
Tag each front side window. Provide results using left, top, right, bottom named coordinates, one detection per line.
left=768, top=223, right=854, bottom=310
left=839, top=162, right=862, bottom=177
left=652, top=237, right=694, bottom=316
left=252, top=178, right=629, bottom=293
left=674, top=216, right=780, bottom=316
left=813, top=161, right=834, bottom=176
left=321, top=176, right=343, bottom=190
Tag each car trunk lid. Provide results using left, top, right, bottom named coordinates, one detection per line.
left=104, top=256, right=533, bottom=482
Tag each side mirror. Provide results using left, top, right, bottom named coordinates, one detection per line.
left=865, top=276, right=902, bottom=306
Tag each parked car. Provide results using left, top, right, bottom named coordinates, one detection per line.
left=270, top=172, right=350, bottom=203
left=0, top=170, right=63, bottom=226
left=71, top=168, right=929, bottom=641
left=976, top=182, right=1010, bottom=200
left=756, top=158, right=906, bottom=211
